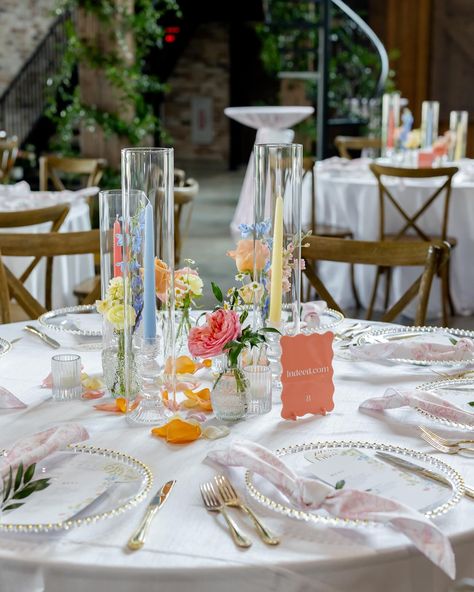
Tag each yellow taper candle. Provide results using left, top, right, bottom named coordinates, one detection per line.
left=454, top=122, right=463, bottom=161
left=268, top=194, right=284, bottom=324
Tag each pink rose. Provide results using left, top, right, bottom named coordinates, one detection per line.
left=188, top=309, right=242, bottom=358
left=227, top=239, right=270, bottom=273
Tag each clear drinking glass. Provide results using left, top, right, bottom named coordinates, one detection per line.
left=51, top=354, right=82, bottom=401
left=449, top=111, right=469, bottom=161
left=121, top=147, right=175, bottom=424
left=244, top=365, right=272, bottom=415
left=420, top=101, right=439, bottom=148
left=381, top=92, right=400, bottom=157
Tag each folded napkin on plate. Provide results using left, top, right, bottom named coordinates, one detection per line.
left=0, top=424, right=89, bottom=479
left=351, top=337, right=474, bottom=362
left=0, top=386, right=27, bottom=409
left=301, top=301, right=327, bottom=329
left=207, top=440, right=455, bottom=579
left=360, top=387, right=474, bottom=426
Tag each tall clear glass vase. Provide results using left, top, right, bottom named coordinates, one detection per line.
left=121, top=148, right=175, bottom=425
left=253, top=143, right=303, bottom=388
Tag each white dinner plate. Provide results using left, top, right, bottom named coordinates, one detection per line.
left=0, top=337, right=12, bottom=358
left=245, top=440, right=463, bottom=527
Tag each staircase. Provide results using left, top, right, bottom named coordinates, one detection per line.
left=262, top=0, right=389, bottom=159
left=0, top=13, right=68, bottom=145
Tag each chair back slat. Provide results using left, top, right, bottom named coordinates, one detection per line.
left=335, top=136, right=381, bottom=159
left=174, top=178, right=198, bottom=264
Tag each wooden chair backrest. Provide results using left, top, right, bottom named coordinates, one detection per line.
left=0, top=229, right=100, bottom=323
left=174, top=178, right=199, bottom=264
left=0, top=137, right=19, bottom=184
left=0, top=204, right=70, bottom=315
left=369, top=163, right=458, bottom=242
left=39, top=156, right=107, bottom=191
left=303, top=235, right=450, bottom=326
left=174, top=169, right=186, bottom=187
left=335, top=136, right=381, bottom=159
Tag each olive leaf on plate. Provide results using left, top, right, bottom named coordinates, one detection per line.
left=1, top=462, right=51, bottom=513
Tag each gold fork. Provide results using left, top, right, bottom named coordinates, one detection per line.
left=214, top=475, right=280, bottom=546
left=419, top=428, right=474, bottom=456
left=200, top=481, right=252, bottom=548
left=419, top=426, right=474, bottom=450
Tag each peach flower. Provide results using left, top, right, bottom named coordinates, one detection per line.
left=188, top=309, right=241, bottom=358
left=155, top=258, right=170, bottom=299
left=227, top=239, right=270, bottom=273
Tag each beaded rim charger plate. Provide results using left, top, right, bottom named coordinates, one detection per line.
left=0, top=444, right=153, bottom=533
left=416, top=377, right=474, bottom=430
left=356, top=325, right=474, bottom=366
left=39, top=305, right=102, bottom=337
left=0, top=338, right=12, bottom=358
left=245, top=440, right=463, bottom=527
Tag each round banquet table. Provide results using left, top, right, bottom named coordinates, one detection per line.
left=0, top=182, right=95, bottom=309
left=225, top=106, right=314, bottom=240
left=305, top=158, right=474, bottom=319
left=1, top=319, right=474, bottom=592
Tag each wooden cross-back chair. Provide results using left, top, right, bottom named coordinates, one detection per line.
left=174, top=177, right=198, bottom=265
left=368, top=163, right=458, bottom=326
left=303, top=235, right=451, bottom=326
left=0, top=204, right=70, bottom=314
left=303, top=157, right=360, bottom=307
left=39, top=156, right=107, bottom=192
left=0, top=230, right=100, bottom=324
left=0, top=137, right=19, bottom=184
left=334, top=135, right=381, bottom=159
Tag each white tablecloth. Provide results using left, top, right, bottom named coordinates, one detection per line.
left=305, top=158, right=474, bottom=319
left=0, top=182, right=96, bottom=309
left=1, top=319, right=474, bottom=592
left=225, top=107, right=314, bottom=240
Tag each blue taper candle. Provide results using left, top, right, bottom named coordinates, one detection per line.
left=143, top=203, right=156, bottom=339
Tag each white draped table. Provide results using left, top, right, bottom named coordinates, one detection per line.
left=1, top=319, right=474, bottom=592
left=0, top=182, right=96, bottom=309
left=305, top=158, right=474, bottom=319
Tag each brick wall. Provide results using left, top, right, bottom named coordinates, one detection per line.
left=0, top=0, right=56, bottom=96
left=162, top=23, right=230, bottom=163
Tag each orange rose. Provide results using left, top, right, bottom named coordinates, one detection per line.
left=155, top=257, right=170, bottom=300
left=227, top=239, right=270, bottom=273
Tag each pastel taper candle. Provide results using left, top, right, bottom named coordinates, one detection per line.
left=143, top=203, right=156, bottom=339
left=113, top=217, right=123, bottom=278
left=268, top=195, right=284, bottom=324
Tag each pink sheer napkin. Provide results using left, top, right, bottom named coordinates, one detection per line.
left=360, top=387, right=474, bottom=426
left=301, top=300, right=327, bottom=329
left=0, top=424, right=89, bottom=479
left=351, top=337, right=474, bottom=362
left=207, top=440, right=455, bottom=579
left=0, top=386, right=27, bottom=409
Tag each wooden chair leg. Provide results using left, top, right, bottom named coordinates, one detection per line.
left=440, top=262, right=450, bottom=327
left=366, top=266, right=382, bottom=320
left=384, top=267, right=392, bottom=310
left=446, top=258, right=456, bottom=316
left=349, top=263, right=361, bottom=309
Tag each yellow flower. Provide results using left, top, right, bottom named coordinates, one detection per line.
left=96, top=299, right=109, bottom=315
left=186, top=273, right=203, bottom=296
left=106, top=303, right=136, bottom=330
left=405, top=129, right=421, bottom=149
left=238, top=282, right=264, bottom=304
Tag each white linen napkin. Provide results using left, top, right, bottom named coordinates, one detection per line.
left=360, top=387, right=474, bottom=426
left=351, top=337, right=474, bottom=362
left=0, top=424, right=89, bottom=479
left=207, top=440, right=455, bottom=579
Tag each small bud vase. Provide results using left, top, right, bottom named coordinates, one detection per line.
left=211, top=359, right=249, bottom=422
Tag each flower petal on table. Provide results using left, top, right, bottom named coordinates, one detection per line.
left=202, top=424, right=230, bottom=440
left=41, top=372, right=53, bottom=388
left=182, top=388, right=212, bottom=412
left=82, top=389, right=105, bottom=400
left=151, top=417, right=202, bottom=443
left=0, top=386, right=27, bottom=409
left=94, top=397, right=140, bottom=413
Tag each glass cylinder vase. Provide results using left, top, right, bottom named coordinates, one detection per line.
left=381, top=92, right=401, bottom=157
left=420, top=101, right=439, bottom=149
left=121, top=147, right=175, bottom=425
left=211, top=361, right=249, bottom=422
left=449, top=110, right=469, bottom=161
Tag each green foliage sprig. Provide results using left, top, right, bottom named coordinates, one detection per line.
left=46, top=0, right=180, bottom=154
left=1, top=463, right=51, bottom=513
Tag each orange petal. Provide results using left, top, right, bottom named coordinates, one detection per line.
left=164, top=355, right=198, bottom=375
left=202, top=359, right=212, bottom=368
left=183, top=388, right=212, bottom=412
left=151, top=418, right=201, bottom=443
left=116, top=397, right=128, bottom=413
left=94, top=401, right=122, bottom=413
left=82, top=389, right=105, bottom=400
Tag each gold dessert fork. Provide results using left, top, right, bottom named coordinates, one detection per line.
left=214, top=474, right=280, bottom=545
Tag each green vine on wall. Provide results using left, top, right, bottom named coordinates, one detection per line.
left=46, top=0, right=180, bottom=155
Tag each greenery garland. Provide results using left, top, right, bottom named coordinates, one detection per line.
left=46, top=0, right=180, bottom=156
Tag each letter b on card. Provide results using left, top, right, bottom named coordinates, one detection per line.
left=280, top=332, right=334, bottom=420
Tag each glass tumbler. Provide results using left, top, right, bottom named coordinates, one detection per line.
left=244, top=364, right=272, bottom=415
left=51, top=354, right=82, bottom=401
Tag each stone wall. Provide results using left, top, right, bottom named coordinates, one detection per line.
left=162, top=23, right=230, bottom=163
left=0, top=0, right=56, bottom=96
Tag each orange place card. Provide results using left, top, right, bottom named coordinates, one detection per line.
left=280, top=332, right=335, bottom=420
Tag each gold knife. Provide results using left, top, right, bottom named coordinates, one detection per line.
left=24, top=325, right=60, bottom=349
left=375, top=451, right=474, bottom=500
left=127, top=480, right=176, bottom=550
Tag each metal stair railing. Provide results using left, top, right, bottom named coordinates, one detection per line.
left=0, top=13, right=68, bottom=145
